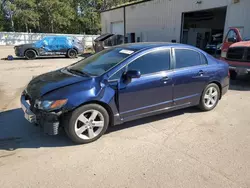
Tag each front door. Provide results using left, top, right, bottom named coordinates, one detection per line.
left=117, top=48, right=174, bottom=119
left=38, top=37, right=56, bottom=56
left=172, top=48, right=210, bottom=106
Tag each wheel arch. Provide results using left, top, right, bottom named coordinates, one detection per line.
left=73, top=100, right=114, bottom=126
left=24, top=48, right=38, bottom=56
left=73, top=47, right=78, bottom=53
left=208, top=81, right=222, bottom=99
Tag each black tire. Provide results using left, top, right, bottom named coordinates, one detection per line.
left=64, top=104, right=109, bottom=144
left=230, top=70, right=237, bottom=80
left=67, top=49, right=77, bottom=58
left=199, top=83, right=221, bottom=111
left=25, top=49, right=37, bottom=60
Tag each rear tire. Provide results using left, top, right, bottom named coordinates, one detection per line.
left=64, top=104, right=109, bottom=144
left=67, top=49, right=77, bottom=58
left=25, top=49, right=36, bottom=60
left=199, top=83, right=220, bottom=111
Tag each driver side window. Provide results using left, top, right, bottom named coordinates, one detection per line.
left=127, top=49, right=170, bottom=75
left=109, top=49, right=170, bottom=80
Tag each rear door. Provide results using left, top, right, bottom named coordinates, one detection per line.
left=172, top=48, right=210, bottom=106
left=54, top=37, right=68, bottom=54
left=221, top=28, right=242, bottom=58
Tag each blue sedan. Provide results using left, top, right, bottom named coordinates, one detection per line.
left=21, top=43, right=229, bottom=144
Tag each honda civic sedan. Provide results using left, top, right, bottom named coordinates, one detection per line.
left=21, top=43, right=229, bottom=144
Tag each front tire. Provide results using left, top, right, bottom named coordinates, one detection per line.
left=199, top=83, right=220, bottom=111
left=64, top=104, right=109, bottom=144
left=25, top=49, right=37, bottom=60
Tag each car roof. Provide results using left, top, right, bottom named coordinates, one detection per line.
left=116, top=42, right=201, bottom=51
left=43, top=36, right=71, bottom=39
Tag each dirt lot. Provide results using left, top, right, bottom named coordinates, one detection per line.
left=0, top=46, right=250, bottom=188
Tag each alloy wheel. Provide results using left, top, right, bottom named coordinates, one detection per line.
left=74, top=109, right=105, bottom=140
left=203, top=86, right=218, bottom=108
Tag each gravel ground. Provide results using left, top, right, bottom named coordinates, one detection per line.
left=0, top=46, right=250, bottom=188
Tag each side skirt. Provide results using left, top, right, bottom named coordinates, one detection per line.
left=113, top=102, right=194, bottom=125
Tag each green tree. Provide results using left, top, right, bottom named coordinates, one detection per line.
left=38, top=0, right=75, bottom=33
left=11, top=0, right=39, bottom=32
left=1, top=0, right=139, bottom=33
left=0, top=4, right=5, bottom=31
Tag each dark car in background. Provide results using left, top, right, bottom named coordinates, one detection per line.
left=21, top=43, right=229, bottom=144
left=93, top=33, right=124, bottom=53
left=14, top=36, right=84, bottom=59
left=204, top=43, right=222, bottom=57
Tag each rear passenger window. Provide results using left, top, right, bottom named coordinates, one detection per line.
left=128, top=49, right=170, bottom=75
left=175, top=49, right=202, bottom=69
left=200, top=54, right=208, bottom=65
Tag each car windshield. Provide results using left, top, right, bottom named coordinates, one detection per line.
left=67, top=48, right=135, bottom=76
left=72, top=37, right=81, bottom=43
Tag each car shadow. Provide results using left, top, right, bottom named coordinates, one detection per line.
left=107, top=107, right=201, bottom=134
left=0, top=108, right=74, bottom=151
left=229, top=74, right=250, bottom=91
left=0, top=107, right=201, bottom=151
left=79, top=53, right=93, bottom=58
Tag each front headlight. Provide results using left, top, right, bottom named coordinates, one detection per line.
left=35, top=99, right=68, bottom=111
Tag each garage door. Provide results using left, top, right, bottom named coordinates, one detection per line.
left=111, top=21, right=124, bottom=35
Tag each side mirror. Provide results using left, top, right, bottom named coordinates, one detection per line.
left=228, top=37, right=237, bottom=43
left=124, top=70, right=141, bottom=79
left=122, top=70, right=141, bottom=84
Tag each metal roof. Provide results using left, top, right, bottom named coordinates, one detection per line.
left=100, top=0, right=152, bottom=13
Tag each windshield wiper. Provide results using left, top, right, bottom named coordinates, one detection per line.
left=66, top=68, right=89, bottom=77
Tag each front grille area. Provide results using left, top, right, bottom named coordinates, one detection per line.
left=247, top=48, right=250, bottom=61
left=227, top=47, right=245, bottom=60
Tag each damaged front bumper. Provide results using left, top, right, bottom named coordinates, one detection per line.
left=21, top=95, right=60, bottom=135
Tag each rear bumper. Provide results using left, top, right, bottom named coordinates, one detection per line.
left=229, top=66, right=250, bottom=72
left=20, top=94, right=60, bottom=135
left=222, top=85, right=229, bottom=96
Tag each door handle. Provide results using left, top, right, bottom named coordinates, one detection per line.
left=161, top=76, right=170, bottom=83
left=161, top=76, right=170, bottom=81
left=198, top=70, right=204, bottom=76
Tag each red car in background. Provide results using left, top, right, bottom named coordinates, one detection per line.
left=221, top=28, right=250, bottom=79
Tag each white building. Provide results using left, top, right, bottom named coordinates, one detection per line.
left=101, top=0, right=250, bottom=49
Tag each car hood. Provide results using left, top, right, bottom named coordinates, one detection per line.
left=15, top=43, right=34, bottom=48
left=26, top=68, right=91, bottom=99
left=230, top=41, right=250, bottom=48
